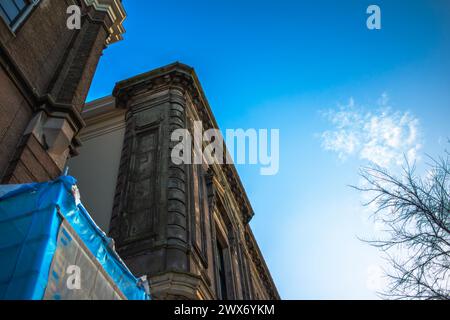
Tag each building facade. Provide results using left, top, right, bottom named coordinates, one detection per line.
left=70, top=63, right=280, bottom=300
left=0, top=1, right=279, bottom=300
left=0, top=0, right=125, bottom=184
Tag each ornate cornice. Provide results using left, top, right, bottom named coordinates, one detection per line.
left=83, top=0, right=126, bottom=44
left=244, top=228, right=280, bottom=300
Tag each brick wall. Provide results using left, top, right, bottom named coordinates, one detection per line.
left=0, top=0, right=120, bottom=183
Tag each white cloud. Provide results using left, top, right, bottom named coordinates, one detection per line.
left=320, top=94, right=422, bottom=168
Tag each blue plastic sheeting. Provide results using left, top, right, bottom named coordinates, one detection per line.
left=0, top=176, right=149, bottom=300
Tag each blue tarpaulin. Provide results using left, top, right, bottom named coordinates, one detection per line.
left=0, top=176, right=149, bottom=300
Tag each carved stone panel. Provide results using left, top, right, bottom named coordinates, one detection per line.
left=125, top=128, right=159, bottom=239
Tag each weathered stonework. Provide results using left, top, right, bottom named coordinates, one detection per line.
left=106, top=62, right=279, bottom=300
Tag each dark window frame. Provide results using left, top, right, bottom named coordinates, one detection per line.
left=215, top=238, right=228, bottom=300
left=0, top=0, right=39, bottom=32
left=213, top=217, right=236, bottom=300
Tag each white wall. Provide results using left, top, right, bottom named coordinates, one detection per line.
left=68, top=127, right=125, bottom=232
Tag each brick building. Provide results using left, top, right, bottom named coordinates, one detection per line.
left=0, top=0, right=125, bottom=183
left=0, top=1, right=279, bottom=300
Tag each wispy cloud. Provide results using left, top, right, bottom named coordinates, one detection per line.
left=320, top=94, right=422, bottom=168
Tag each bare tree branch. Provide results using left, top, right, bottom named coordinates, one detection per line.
left=353, top=146, right=450, bottom=300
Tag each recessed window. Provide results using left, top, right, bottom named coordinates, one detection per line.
left=0, top=0, right=38, bottom=29
left=215, top=239, right=228, bottom=300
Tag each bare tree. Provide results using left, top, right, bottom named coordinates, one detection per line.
left=355, top=147, right=450, bottom=300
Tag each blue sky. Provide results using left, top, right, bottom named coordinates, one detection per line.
left=87, top=0, right=450, bottom=299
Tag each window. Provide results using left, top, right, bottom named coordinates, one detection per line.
left=0, top=0, right=38, bottom=29
left=215, top=239, right=228, bottom=300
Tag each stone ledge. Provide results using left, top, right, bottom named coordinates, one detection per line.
left=84, top=0, right=126, bottom=44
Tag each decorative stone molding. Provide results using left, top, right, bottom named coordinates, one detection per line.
left=205, top=168, right=217, bottom=212
left=84, top=0, right=126, bottom=44
left=244, top=229, right=280, bottom=300
left=24, top=111, right=76, bottom=170
left=149, top=271, right=213, bottom=300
